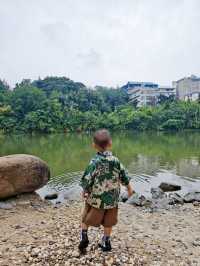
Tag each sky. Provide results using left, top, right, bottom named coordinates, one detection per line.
left=0, top=0, right=200, bottom=88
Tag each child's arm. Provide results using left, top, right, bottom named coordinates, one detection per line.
left=80, top=161, right=96, bottom=198
left=126, top=183, right=134, bottom=198
left=119, top=162, right=135, bottom=198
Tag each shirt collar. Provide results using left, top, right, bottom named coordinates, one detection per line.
left=97, top=151, right=112, bottom=157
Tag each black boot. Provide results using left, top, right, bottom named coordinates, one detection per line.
left=78, top=230, right=89, bottom=253
left=99, top=236, right=112, bottom=252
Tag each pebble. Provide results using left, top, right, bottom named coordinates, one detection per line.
left=0, top=202, right=13, bottom=209
left=192, top=239, right=200, bottom=247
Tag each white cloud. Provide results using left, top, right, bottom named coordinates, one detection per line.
left=0, top=0, right=200, bottom=87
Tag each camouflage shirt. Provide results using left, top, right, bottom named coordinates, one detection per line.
left=80, top=151, right=130, bottom=209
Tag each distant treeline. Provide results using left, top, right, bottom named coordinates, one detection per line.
left=0, top=77, right=200, bottom=133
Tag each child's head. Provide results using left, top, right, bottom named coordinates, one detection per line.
left=93, top=129, right=112, bottom=151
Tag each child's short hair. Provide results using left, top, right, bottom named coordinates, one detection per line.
left=93, top=129, right=111, bottom=150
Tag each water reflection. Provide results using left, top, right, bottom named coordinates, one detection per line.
left=0, top=131, right=200, bottom=195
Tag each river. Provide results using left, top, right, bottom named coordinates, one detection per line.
left=0, top=131, right=200, bottom=200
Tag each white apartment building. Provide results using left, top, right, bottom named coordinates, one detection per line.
left=121, top=82, right=175, bottom=107
left=158, top=86, right=176, bottom=97
left=173, top=75, right=200, bottom=101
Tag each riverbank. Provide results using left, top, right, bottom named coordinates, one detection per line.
left=0, top=194, right=200, bottom=266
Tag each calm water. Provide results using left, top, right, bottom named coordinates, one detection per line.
left=0, top=131, right=200, bottom=199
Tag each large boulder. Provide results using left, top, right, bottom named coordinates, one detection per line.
left=0, top=154, right=50, bottom=199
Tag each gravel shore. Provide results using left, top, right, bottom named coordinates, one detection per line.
left=0, top=194, right=200, bottom=266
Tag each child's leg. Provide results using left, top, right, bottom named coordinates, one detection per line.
left=79, top=223, right=89, bottom=252
left=79, top=202, right=103, bottom=252
left=99, top=207, right=118, bottom=252
left=80, top=222, right=89, bottom=239
left=99, top=226, right=112, bottom=251
left=79, top=204, right=90, bottom=252
left=81, top=222, right=89, bottom=230
left=104, top=226, right=112, bottom=237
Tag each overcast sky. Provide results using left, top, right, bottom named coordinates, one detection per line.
left=0, top=0, right=200, bottom=87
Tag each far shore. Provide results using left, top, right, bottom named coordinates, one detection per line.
left=0, top=193, right=200, bottom=266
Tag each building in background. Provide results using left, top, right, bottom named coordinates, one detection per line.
left=121, top=81, right=175, bottom=107
left=173, top=75, right=200, bottom=101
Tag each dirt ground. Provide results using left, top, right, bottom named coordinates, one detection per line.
left=0, top=194, right=200, bottom=266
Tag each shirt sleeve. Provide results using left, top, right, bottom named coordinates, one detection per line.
left=80, top=161, right=96, bottom=192
left=119, top=162, right=130, bottom=186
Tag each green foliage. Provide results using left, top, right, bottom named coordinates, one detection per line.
left=0, top=76, right=199, bottom=133
left=0, top=79, right=9, bottom=91
left=10, top=84, right=46, bottom=120
left=32, top=76, right=86, bottom=96
left=0, top=80, right=10, bottom=106
left=161, top=119, right=185, bottom=130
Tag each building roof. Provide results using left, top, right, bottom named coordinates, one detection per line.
left=121, top=81, right=158, bottom=90
left=159, top=86, right=175, bottom=89
left=127, top=81, right=158, bottom=86
left=175, top=75, right=200, bottom=83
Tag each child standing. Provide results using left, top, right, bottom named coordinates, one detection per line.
left=79, top=129, right=134, bottom=252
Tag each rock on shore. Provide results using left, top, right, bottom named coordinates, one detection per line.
left=0, top=154, right=50, bottom=199
left=159, top=182, right=181, bottom=192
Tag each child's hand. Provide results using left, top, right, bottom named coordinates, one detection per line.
left=82, top=191, right=89, bottom=199
left=127, top=184, right=135, bottom=198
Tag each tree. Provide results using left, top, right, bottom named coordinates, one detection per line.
left=10, top=84, right=46, bottom=120
left=0, top=80, right=9, bottom=91
left=33, top=77, right=86, bottom=96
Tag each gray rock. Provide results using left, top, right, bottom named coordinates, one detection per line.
left=168, top=193, right=184, bottom=205
left=0, top=202, right=13, bottom=209
left=151, top=188, right=165, bottom=199
left=183, top=192, right=200, bottom=203
left=159, top=182, right=181, bottom=192
left=126, top=193, right=152, bottom=207
left=63, top=187, right=81, bottom=201
left=126, top=193, right=142, bottom=206
left=44, top=193, right=58, bottom=200
left=192, top=238, right=200, bottom=247
left=141, top=199, right=152, bottom=207
left=0, top=154, right=50, bottom=199
left=150, top=188, right=178, bottom=210
left=193, top=201, right=200, bottom=206
left=119, top=191, right=129, bottom=202
left=151, top=197, right=171, bottom=211
left=126, top=188, right=182, bottom=210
